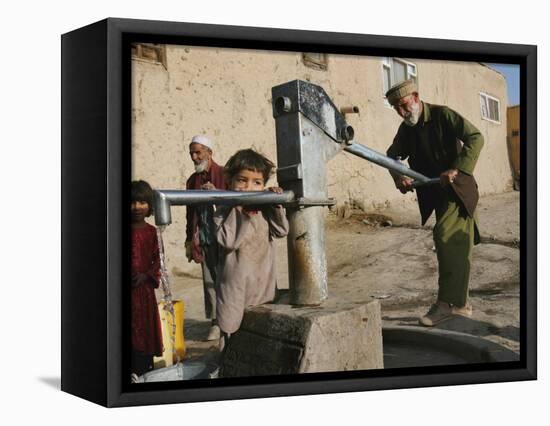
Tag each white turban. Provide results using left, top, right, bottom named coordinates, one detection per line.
left=190, top=135, right=213, bottom=150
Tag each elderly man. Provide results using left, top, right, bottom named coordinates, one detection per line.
left=185, top=135, right=227, bottom=340
left=385, top=80, right=484, bottom=326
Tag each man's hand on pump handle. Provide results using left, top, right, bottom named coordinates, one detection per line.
left=393, top=168, right=459, bottom=193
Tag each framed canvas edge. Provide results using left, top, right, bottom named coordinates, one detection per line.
left=61, top=18, right=110, bottom=407
left=523, top=43, right=537, bottom=380
left=107, top=364, right=535, bottom=407
left=60, top=17, right=537, bottom=407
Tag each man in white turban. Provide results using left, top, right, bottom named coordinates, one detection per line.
left=185, top=135, right=227, bottom=340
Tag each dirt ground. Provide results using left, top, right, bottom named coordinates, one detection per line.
left=162, top=190, right=520, bottom=365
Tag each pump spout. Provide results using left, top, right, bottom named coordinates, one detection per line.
left=153, top=189, right=296, bottom=226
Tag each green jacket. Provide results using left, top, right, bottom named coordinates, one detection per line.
left=387, top=102, right=484, bottom=225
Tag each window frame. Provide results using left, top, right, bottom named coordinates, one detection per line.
left=131, top=43, right=168, bottom=69
left=479, top=91, right=502, bottom=124
left=302, top=52, right=329, bottom=71
left=382, top=57, right=418, bottom=106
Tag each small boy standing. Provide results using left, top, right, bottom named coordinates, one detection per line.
left=214, top=149, right=289, bottom=349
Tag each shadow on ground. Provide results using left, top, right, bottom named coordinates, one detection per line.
left=383, top=314, right=520, bottom=343
left=38, top=377, right=61, bottom=390
left=184, top=318, right=212, bottom=341
left=183, top=319, right=220, bottom=365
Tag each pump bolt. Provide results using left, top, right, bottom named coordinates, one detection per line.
left=275, top=96, right=292, bottom=114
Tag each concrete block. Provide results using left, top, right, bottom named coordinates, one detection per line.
left=221, top=300, right=383, bottom=377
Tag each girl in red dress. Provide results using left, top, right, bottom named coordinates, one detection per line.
left=131, top=180, right=163, bottom=376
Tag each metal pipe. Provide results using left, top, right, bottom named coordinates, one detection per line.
left=412, top=178, right=440, bottom=188
left=153, top=189, right=295, bottom=226
left=287, top=207, right=328, bottom=305
left=340, top=106, right=360, bottom=115
left=343, top=142, right=439, bottom=185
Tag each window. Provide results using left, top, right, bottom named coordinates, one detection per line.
left=302, top=52, right=328, bottom=71
left=479, top=92, right=501, bottom=123
left=382, top=57, right=417, bottom=102
left=131, top=43, right=167, bottom=69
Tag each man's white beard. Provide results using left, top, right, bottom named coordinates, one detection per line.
left=194, top=159, right=209, bottom=173
left=403, top=101, right=421, bottom=127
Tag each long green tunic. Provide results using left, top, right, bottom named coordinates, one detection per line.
left=386, top=102, right=484, bottom=306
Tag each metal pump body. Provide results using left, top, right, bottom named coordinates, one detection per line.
left=271, top=80, right=350, bottom=305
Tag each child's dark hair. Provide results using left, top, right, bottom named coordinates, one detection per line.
left=131, top=180, right=154, bottom=216
left=224, top=149, right=275, bottom=183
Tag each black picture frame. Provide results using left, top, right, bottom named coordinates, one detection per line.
left=61, top=17, right=536, bottom=407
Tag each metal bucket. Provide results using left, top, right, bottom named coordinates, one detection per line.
left=136, top=361, right=209, bottom=383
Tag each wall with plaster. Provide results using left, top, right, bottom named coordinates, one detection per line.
left=132, top=45, right=510, bottom=274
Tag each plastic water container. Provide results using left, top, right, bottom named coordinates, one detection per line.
left=154, top=299, right=185, bottom=368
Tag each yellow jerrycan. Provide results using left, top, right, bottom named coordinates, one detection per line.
left=154, top=299, right=186, bottom=368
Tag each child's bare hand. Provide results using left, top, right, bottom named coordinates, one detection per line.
left=266, top=186, right=283, bottom=194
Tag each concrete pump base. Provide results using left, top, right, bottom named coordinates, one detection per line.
left=220, top=299, right=383, bottom=377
